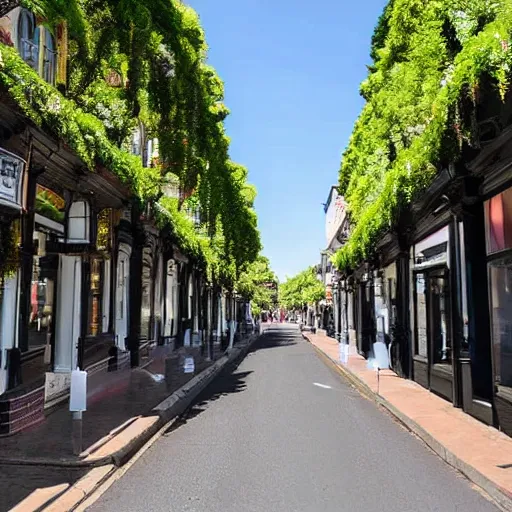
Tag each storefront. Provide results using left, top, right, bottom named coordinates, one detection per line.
left=411, top=225, right=454, bottom=401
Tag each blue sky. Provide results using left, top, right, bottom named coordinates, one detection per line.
left=188, top=0, right=388, bottom=281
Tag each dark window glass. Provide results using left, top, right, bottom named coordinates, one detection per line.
left=489, top=256, right=512, bottom=387
left=28, top=231, right=56, bottom=350
left=415, top=273, right=428, bottom=357
left=430, top=275, right=451, bottom=364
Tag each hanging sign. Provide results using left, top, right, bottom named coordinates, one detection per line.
left=0, top=148, right=25, bottom=210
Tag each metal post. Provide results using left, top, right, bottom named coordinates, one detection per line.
left=72, top=410, right=83, bottom=455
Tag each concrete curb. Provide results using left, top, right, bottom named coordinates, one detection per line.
left=0, top=335, right=259, bottom=469
left=308, top=338, right=512, bottom=511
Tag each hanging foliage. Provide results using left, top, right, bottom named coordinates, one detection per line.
left=0, top=0, right=262, bottom=282
left=334, top=0, right=512, bottom=272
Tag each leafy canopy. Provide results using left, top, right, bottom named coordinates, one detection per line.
left=279, top=267, right=325, bottom=310
left=236, top=256, right=278, bottom=316
left=334, top=0, right=512, bottom=271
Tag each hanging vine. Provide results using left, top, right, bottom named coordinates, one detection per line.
left=0, top=0, right=261, bottom=283
left=334, top=0, right=512, bottom=272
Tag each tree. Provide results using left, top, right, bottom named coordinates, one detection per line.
left=236, top=256, right=278, bottom=316
left=279, top=267, right=325, bottom=311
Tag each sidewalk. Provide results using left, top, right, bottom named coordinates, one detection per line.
left=0, top=344, right=214, bottom=463
left=305, top=332, right=512, bottom=511
left=1, top=333, right=259, bottom=512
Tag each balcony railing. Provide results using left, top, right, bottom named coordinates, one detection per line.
left=20, top=37, right=39, bottom=72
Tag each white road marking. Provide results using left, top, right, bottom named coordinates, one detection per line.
left=313, top=382, right=332, bottom=389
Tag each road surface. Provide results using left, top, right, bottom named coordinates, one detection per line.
left=89, top=325, right=497, bottom=511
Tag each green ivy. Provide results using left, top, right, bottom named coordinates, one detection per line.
left=236, top=256, right=278, bottom=315
left=0, top=45, right=161, bottom=202
left=334, top=0, right=512, bottom=272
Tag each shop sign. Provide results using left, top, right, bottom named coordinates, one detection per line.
left=0, top=148, right=25, bottom=210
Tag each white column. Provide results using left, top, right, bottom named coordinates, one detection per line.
left=115, top=244, right=131, bottom=350
left=102, top=258, right=110, bottom=334
left=164, top=262, right=173, bottom=337
left=0, top=273, right=20, bottom=394
left=54, top=255, right=81, bottom=372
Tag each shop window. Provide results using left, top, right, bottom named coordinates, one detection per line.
left=485, top=187, right=512, bottom=254
left=414, top=271, right=452, bottom=363
left=486, top=186, right=512, bottom=388
left=430, top=275, right=451, bottom=363
left=489, top=256, right=512, bottom=388
left=28, top=230, right=57, bottom=350
left=140, top=248, right=152, bottom=339
left=415, top=273, right=428, bottom=358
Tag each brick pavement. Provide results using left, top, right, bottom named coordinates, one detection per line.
left=306, top=332, right=512, bottom=508
left=0, top=343, right=221, bottom=512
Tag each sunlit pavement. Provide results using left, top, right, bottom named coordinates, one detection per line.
left=88, top=325, right=498, bottom=512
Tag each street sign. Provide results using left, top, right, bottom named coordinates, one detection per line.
left=69, top=370, right=87, bottom=412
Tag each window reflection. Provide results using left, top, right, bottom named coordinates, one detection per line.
left=489, top=257, right=512, bottom=387
left=28, top=231, right=56, bottom=350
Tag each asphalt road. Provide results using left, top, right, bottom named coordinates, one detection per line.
left=89, top=325, right=498, bottom=512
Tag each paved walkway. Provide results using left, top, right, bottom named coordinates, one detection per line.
left=88, top=325, right=496, bottom=512
left=0, top=344, right=220, bottom=511
left=306, top=332, right=512, bottom=508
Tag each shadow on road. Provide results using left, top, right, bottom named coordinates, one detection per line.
left=248, top=329, right=299, bottom=352
left=163, top=368, right=253, bottom=435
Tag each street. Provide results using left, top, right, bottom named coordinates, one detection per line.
left=88, top=325, right=497, bottom=512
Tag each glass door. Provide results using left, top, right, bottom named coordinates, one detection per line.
left=414, top=267, right=452, bottom=389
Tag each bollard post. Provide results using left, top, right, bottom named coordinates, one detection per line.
left=72, top=411, right=83, bottom=455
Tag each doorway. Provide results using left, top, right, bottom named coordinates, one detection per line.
left=413, top=267, right=453, bottom=397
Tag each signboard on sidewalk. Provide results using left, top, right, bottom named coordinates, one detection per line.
left=339, top=343, right=349, bottom=364
left=69, top=370, right=87, bottom=412
left=183, top=357, right=195, bottom=374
